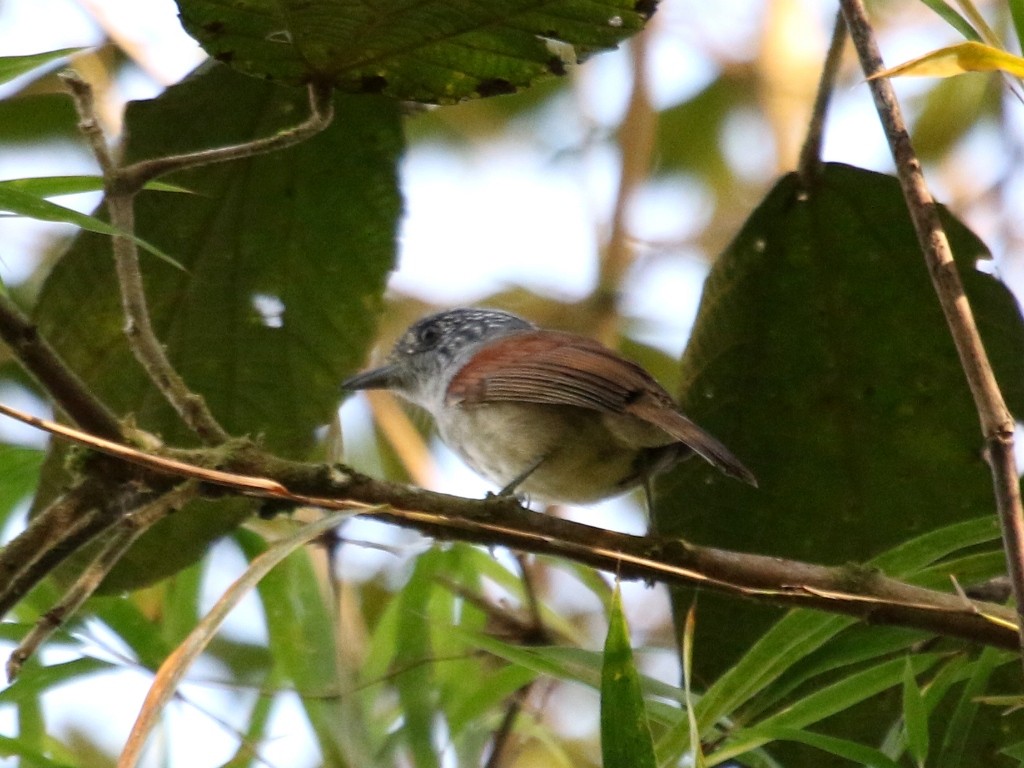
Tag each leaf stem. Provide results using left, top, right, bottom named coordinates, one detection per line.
left=839, top=0, right=1024, bottom=662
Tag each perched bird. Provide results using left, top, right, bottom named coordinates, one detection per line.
left=342, top=308, right=755, bottom=504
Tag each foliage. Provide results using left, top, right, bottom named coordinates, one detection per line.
left=0, top=1, right=1023, bottom=767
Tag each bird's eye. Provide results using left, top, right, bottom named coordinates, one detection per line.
left=416, top=323, right=441, bottom=349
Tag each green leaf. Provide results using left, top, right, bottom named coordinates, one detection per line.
left=0, top=175, right=190, bottom=197
left=175, top=0, right=654, bottom=103
left=1012, top=0, right=1024, bottom=57
left=936, top=647, right=1008, bottom=768
left=713, top=654, right=944, bottom=764
left=239, top=528, right=371, bottom=766
left=0, top=184, right=181, bottom=269
left=600, top=584, right=657, bottom=768
left=0, top=735, right=78, bottom=768
left=33, top=62, right=401, bottom=590
left=0, top=657, right=115, bottom=704
left=917, top=0, right=983, bottom=42
left=742, top=728, right=902, bottom=768
left=0, top=445, right=43, bottom=530
left=657, top=163, right=1024, bottom=667
left=395, top=552, right=442, bottom=768
left=0, top=48, right=84, bottom=86
left=902, top=657, right=930, bottom=767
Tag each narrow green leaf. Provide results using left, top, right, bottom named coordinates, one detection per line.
left=119, top=510, right=356, bottom=768
left=936, top=647, right=1011, bottom=768
left=681, top=602, right=706, bottom=768
left=239, top=527, right=370, bottom=766
left=869, top=516, right=1000, bottom=577
left=733, top=727, right=902, bottom=768
left=0, top=48, right=84, bottom=85
left=1001, top=738, right=1024, bottom=760
left=0, top=185, right=182, bottom=269
left=695, top=612, right=852, bottom=731
left=1011, top=0, right=1024, bottom=56
left=0, top=734, right=78, bottom=768
left=714, top=654, right=943, bottom=764
left=0, top=176, right=190, bottom=197
left=600, top=584, right=657, bottom=768
left=902, top=657, right=930, bottom=767
left=395, top=553, right=442, bottom=768
left=0, top=657, right=114, bottom=704
left=916, top=0, right=982, bottom=41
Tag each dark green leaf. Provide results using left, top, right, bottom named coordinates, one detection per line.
left=715, top=654, right=943, bottom=764
left=902, top=657, right=930, bottom=767
left=600, top=585, right=657, bottom=768
left=176, top=0, right=653, bottom=103
left=742, top=727, right=902, bottom=768
left=0, top=48, right=84, bottom=86
left=936, top=647, right=1008, bottom=768
left=658, top=163, right=1024, bottom=667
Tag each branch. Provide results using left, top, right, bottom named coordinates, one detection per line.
left=839, top=0, right=1024, bottom=661
left=120, top=79, right=335, bottom=191
left=0, top=403, right=1015, bottom=651
left=0, top=293, right=123, bottom=440
left=797, top=10, right=846, bottom=186
left=6, top=482, right=198, bottom=681
left=0, top=483, right=113, bottom=618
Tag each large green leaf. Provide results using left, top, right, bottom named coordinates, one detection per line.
left=175, top=0, right=654, bottom=104
left=654, top=162, right=1024, bottom=764
left=656, top=161, right=1023, bottom=629
left=33, top=62, right=402, bottom=588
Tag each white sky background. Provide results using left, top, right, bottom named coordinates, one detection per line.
left=0, top=0, right=1018, bottom=765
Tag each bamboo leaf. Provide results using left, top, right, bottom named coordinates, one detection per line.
left=600, top=584, right=657, bottom=768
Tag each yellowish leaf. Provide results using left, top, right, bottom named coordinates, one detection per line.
left=869, top=41, right=1024, bottom=80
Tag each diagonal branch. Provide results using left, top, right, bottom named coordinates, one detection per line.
left=0, top=293, right=123, bottom=440
left=839, top=0, right=1024, bottom=662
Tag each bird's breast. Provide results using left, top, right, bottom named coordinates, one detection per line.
left=435, top=401, right=677, bottom=503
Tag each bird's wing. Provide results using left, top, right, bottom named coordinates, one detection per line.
left=446, top=331, right=756, bottom=485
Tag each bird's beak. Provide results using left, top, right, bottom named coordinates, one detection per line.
left=341, top=363, right=404, bottom=391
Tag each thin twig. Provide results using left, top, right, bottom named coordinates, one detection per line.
left=839, top=0, right=1024, bottom=661
left=120, top=80, right=335, bottom=191
left=0, top=293, right=123, bottom=441
left=6, top=482, right=198, bottom=681
left=484, top=684, right=531, bottom=768
left=797, top=10, right=847, bottom=186
left=59, top=72, right=335, bottom=445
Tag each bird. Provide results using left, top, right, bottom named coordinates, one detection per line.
left=341, top=308, right=756, bottom=505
